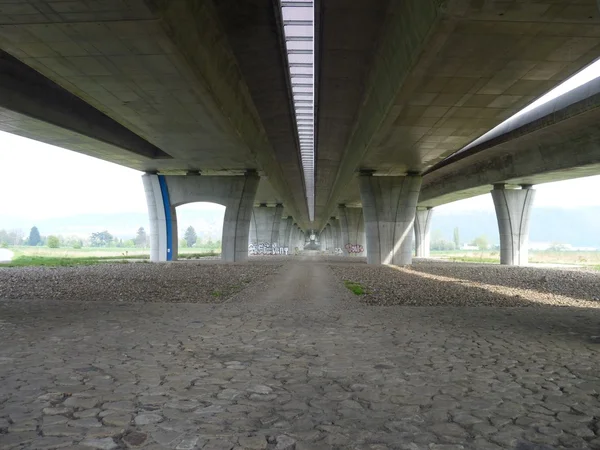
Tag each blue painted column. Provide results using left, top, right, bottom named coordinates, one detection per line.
left=142, top=173, right=176, bottom=262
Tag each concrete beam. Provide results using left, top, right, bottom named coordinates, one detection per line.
left=419, top=77, right=600, bottom=207
left=316, top=0, right=442, bottom=228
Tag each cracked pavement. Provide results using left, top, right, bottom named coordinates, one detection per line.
left=1, top=256, right=600, bottom=449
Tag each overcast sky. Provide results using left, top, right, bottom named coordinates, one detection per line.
left=1, top=58, right=599, bottom=221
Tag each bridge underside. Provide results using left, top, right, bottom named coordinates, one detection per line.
left=0, top=1, right=599, bottom=265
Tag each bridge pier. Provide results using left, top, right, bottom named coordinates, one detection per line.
left=325, top=224, right=334, bottom=251
left=359, top=173, right=422, bottom=265
left=491, top=184, right=536, bottom=266
left=338, top=205, right=367, bottom=256
left=296, top=226, right=305, bottom=250
left=249, top=204, right=284, bottom=254
left=414, top=207, right=433, bottom=258
left=329, top=217, right=342, bottom=252
left=291, top=224, right=303, bottom=251
left=279, top=216, right=294, bottom=251
left=142, top=171, right=259, bottom=263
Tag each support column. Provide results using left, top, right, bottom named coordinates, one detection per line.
left=279, top=216, right=294, bottom=250
left=142, top=171, right=259, bottom=263
left=338, top=205, right=366, bottom=256
left=491, top=184, right=536, bottom=266
left=325, top=224, right=334, bottom=252
left=414, top=207, right=433, bottom=258
left=319, top=228, right=327, bottom=251
left=329, top=217, right=341, bottom=251
left=249, top=203, right=284, bottom=254
left=359, top=173, right=422, bottom=265
left=297, top=228, right=305, bottom=249
left=290, top=225, right=303, bottom=251
left=143, top=174, right=176, bottom=262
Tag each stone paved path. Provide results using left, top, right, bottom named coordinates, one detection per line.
left=1, top=256, right=600, bottom=449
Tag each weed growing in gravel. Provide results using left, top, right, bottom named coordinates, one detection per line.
left=211, top=290, right=222, bottom=297
left=344, top=280, right=366, bottom=295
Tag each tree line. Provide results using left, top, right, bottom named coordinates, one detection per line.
left=1, top=225, right=221, bottom=251
left=0, top=226, right=150, bottom=249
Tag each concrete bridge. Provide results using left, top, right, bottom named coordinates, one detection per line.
left=0, top=0, right=599, bottom=264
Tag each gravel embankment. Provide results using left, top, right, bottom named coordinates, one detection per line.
left=330, top=260, right=600, bottom=307
left=0, top=262, right=281, bottom=303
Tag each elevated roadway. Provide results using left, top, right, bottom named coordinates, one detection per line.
left=0, top=0, right=599, bottom=263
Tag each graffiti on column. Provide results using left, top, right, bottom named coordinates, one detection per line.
left=248, top=242, right=289, bottom=256
left=345, top=243, right=364, bottom=254
left=334, top=248, right=343, bottom=255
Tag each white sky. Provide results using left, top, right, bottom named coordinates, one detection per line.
left=0, top=58, right=599, bottom=220
left=1, top=132, right=599, bottom=220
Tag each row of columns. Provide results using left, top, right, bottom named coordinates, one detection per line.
left=413, top=184, right=535, bottom=265
left=144, top=171, right=535, bottom=266
left=143, top=172, right=307, bottom=262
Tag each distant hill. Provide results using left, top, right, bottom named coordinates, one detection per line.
left=432, top=207, right=600, bottom=248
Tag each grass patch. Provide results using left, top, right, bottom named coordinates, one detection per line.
left=344, top=280, right=366, bottom=295
left=211, top=290, right=222, bottom=298
left=2, top=255, right=144, bottom=267
left=448, top=256, right=499, bottom=264
left=177, top=251, right=219, bottom=259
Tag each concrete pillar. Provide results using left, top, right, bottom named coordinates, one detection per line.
left=358, top=173, right=422, bottom=265
left=279, top=216, right=294, bottom=250
left=297, top=228, right=305, bottom=249
left=249, top=203, right=284, bottom=253
left=414, top=207, right=433, bottom=258
left=491, top=184, right=536, bottom=266
left=291, top=224, right=301, bottom=251
left=329, top=217, right=341, bottom=251
left=338, top=205, right=366, bottom=256
left=142, top=171, right=259, bottom=263
left=143, top=174, right=176, bottom=262
left=319, top=228, right=327, bottom=251
left=325, top=224, right=334, bottom=252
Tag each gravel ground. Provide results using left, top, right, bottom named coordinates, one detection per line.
left=413, top=259, right=600, bottom=300
left=330, top=260, right=600, bottom=307
left=0, top=262, right=281, bottom=303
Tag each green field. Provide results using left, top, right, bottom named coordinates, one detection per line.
left=1, top=246, right=220, bottom=267
left=431, top=250, right=600, bottom=269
